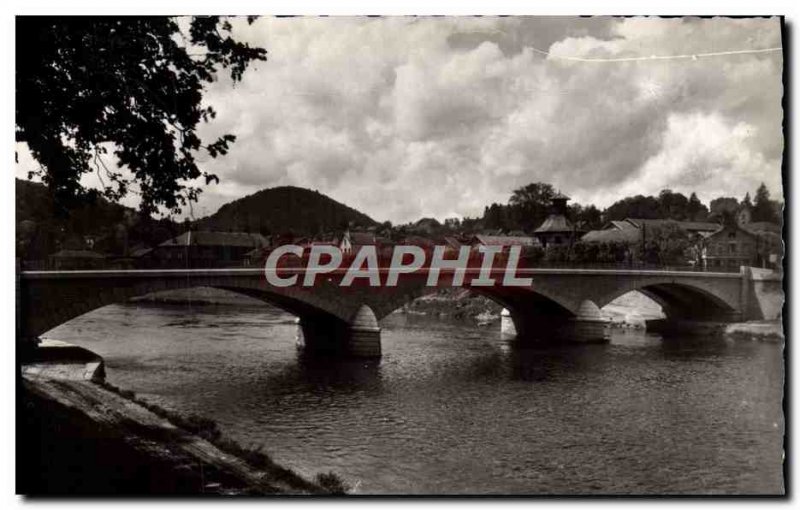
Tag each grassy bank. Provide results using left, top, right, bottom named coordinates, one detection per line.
left=18, top=374, right=348, bottom=496
left=97, top=380, right=350, bottom=494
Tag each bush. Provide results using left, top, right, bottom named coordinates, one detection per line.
left=315, top=472, right=350, bottom=494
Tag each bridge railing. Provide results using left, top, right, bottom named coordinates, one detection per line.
left=18, top=257, right=744, bottom=274
left=516, top=261, right=742, bottom=273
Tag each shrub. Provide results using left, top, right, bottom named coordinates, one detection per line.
left=315, top=471, right=350, bottom=494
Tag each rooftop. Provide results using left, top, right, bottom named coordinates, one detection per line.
left=344, top=231, right=377, bottom=246
left=50, top=249, right=105, bottom=259
left=625, top=218, right=720, bottom=232
left=160, top=231, right=269, bottom=248
left=744, top=221, right=782, bottom=234
left=534, top=215, right=574, bottom=234
left=471, top=235, right=540, bottom=247
left=581, top=227, right=641, bottom=244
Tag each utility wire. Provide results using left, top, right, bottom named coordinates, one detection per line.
left=530, top=46, right=783, bottom=63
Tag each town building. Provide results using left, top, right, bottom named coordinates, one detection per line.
left=582, top=218, right=719, bottom=245
left=340, top=230, right=376, bottom=255
left=470, top=234, right=540, bottom=252
left=581, top=220, right=643, bottom=244
left=701, top=224, right=758, bottom=271
left=48, top=249, right=105, bottom=270
left=742, top=222, right=783, bottom=270
left=626, top=218, right=720, bottom=238
left=339, top=229, right=396, bottom=259
left=139, top=230, right=269, bottom=268
left=533, top=192, right=581, bottom=248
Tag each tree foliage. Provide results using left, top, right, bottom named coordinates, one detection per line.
left=753, top=182, right=781, bottom=224
left=507, top=182, right=556, bottom=232
left=604, top=194, right=661, bottom=221
left=569, top=203, right=603, bottom=230
left=605, top=190, right=708, bottom=222
left=642, top=221, right=693, bottom=265
left=687, top=192, right=708, bottom=221
left=16, top=16, right=267, bottom=215
left=708, top=196, right=740, bottom=222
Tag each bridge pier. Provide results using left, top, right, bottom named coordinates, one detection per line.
left=565, top=300, right=611, bottom=343
left=509, top=300, right=609, bottom=345
left=644, top=303, right=743, bottom=337
left=645, top=313, right=743, bottom=338
left=296, top=305, right=381, bottom=358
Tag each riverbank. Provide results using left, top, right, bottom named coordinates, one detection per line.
left=19, top=341, right=345, bottom=496
left=724, top=321, right=784, bottom=342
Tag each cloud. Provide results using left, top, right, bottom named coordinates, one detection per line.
left=16, top=16, right=784, bottom=223
left=612, top=112, right=782, bottom=203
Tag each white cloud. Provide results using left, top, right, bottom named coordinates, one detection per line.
left=613, top=112, right=782, bottom=203
left=16, top=16, right=784, bottom=223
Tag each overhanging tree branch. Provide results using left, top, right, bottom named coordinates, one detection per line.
left=16, top=16, right=267, bottom=216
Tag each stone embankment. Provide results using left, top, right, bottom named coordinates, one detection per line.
left=723, top=321, right=784, bottom=343
left=19, top=340, right=342, bottom=495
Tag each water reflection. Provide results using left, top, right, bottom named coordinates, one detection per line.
left=658, top=335, right=736, bottom=360
left=502, top=342, right=609, bottom=382
left=44, top=303, right=784, bottom=495
left=287, top=355, right=383, bottom=393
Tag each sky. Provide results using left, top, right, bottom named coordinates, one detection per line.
left=16, top=16, right=785, bottom=223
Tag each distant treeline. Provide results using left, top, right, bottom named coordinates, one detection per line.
left=16, top=178, right=783, bottom=262
left=439, top=182, right=782, bottom=236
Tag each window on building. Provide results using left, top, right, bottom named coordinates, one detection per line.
left=729, top=243, right=737, bottom=255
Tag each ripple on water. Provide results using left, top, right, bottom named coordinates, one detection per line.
left=45, top=303, right=785, bottom=495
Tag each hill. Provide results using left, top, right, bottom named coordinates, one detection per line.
left=195, top=186, right=377, bottom=236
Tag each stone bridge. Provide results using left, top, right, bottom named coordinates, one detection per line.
left=17, top=267, right=782, bottom=358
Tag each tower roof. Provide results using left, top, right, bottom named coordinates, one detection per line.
left=534, top=215, right=574, bottom=233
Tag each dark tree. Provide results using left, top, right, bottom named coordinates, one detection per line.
left=709, top=196, right=740, bottom=221
left=483, top=203, right=509, bottom=231
left=569, top=203, right=602, bottom=230
left=686, top=192, right=709, bottom=221
left=644, top=221, right=691, bottom=265
left=657, top=189, right=690, bottom=220
left=742, top=192, right=753, bottom=209
left=507, top=182, right=555, bottom=232
left=16, top=16, right=267, bottom=215
left=752, top=182, right=780, bottom=224
left=604, top=194, right=661, bottom=221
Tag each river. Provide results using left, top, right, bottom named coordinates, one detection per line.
left=43, top=301, right=784, bottom=495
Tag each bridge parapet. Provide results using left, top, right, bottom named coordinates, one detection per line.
left=17, top=266, right=775, bottom=358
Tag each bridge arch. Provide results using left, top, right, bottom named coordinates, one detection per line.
left=19, top=268, right=751, bottom=356
left=18, top=271, right=356, bottom=341
left=364, top=279, right=576, bottom=323
left=593, top=277, right=740, bottom=321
